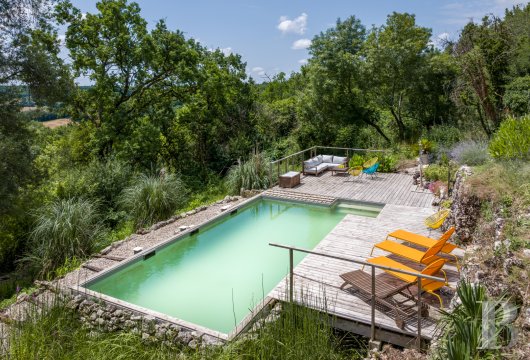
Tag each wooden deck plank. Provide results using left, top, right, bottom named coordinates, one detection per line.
left=268, top=203, right=456, bottom=344
left=273, top=171, right=432, bottom=208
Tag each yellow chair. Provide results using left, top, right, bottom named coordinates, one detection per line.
left=369, top=232, right=450, bottom=268
left=425, top=209, right=451, bottom=230
left=363, top=157, right=378, bottom=168
left=386, top=227, right=460, bottom=270
left=367, top=257, right=448, bottom=307
left=348, top=166, right=363, bottom=179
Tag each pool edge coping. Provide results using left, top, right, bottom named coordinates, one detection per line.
left=70, top=192, right=385, bottom=341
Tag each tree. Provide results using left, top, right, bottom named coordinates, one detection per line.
left=303, top=16, right=390, bottom=145
left=363, top=12, right=432, bottom=141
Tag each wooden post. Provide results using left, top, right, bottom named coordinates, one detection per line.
left=416, top=276, right=422, bottom=350
left=371, top=265, right=376, bottom=341
left=289, top=248, right=294, bottom=303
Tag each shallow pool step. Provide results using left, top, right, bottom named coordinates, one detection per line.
left=263, top=189, right=337, bottom=206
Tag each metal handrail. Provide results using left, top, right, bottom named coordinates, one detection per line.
left=270, top=243, right=444, bottom=349
left=315, top=146, right=387, bottom=153
left=270, top=146, right=316, bottom=165
left=269, top=243, right=445, bottom=282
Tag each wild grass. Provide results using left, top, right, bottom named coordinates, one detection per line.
left=6, top=299, right=365, bottom=360
left=120, top=173, right=188, bottom=229
left=226, top=152, right=271, bottom=195
left=24, top=198, right=104, bottom=278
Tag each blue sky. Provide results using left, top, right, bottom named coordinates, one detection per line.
left=67, top=0, right=524, bottom=83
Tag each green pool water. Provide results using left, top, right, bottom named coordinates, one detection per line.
left=87, top=199, right=380, bottom=334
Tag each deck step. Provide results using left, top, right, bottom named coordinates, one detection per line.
left=263, top=189, right=337, bottom=206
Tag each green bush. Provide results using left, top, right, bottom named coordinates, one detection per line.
left=426, top=124, right=462, bottom=148
left=503, top=76, right=530, bottom=116
left=348, top=152, right=396, bottom=173
left=450, top=141, right=490, bottom=166
left=489, top=116, right=530, bottom=160
left=424, top=164, right=455, bottom=182
left=120, top=173, right=188, bottom=229
left=226, top=152, right=271, bottom=195
left=26, top=198, right=104, bottom=277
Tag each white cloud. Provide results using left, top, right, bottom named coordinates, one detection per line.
left=291, top=39, right=311, bottom=50
left=277, top=13, right=308, bottom=35
left=251, top=67, right=265, bottom=76
left=298, top=59, right=308, bottom=65
left=440, top=0, right=524, bottom=25
left=220, top=47, right=232, bottom=55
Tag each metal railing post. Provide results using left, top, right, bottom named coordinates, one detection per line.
left=269, top=162, right=273, bottom=188
left=371, top=265, right=376, bottom=341
left=416, top=277, right=422, bottom=350
left=289, top=248, right=294, bottom=303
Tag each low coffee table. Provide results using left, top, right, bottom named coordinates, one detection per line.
left=331, top=166, right=349, bottom=176
left=279, top=171, right=301, bottom=188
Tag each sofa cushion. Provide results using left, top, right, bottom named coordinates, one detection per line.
left=316, top=155, right=323, bottom=163
left=304, top=160, right=318, bottom=168
left=322, top=155, right=333, bottom=163
left=316, top=163, right=329, bottom=171
left=332, top=156, right=347, bottom=164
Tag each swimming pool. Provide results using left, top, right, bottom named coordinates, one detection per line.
left=85, top=198, right=382, bottom=335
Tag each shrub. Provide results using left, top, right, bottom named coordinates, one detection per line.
left=26, top=198, right=104, bottom=277
left=426, top=124, right=462, bottom=148
left=226, top=152, right=271, bottom=195
left=503, top=76, right=530, bottom=116
left=435, top=281, right=512, bottom=359
left=424, top=164, right=450, bottom=182
left=450, top=141, right=490, bottom=166
left=489, top=115, right=530, bottom=160
left=348, top=152, right=396, bottom=173
left=120, top=173, right=188, bottom=229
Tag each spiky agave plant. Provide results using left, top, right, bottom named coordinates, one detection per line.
left=435, top=281, right=515, bottom=360
left=26, top=198, right=103, bottom=277
left=119, top=173, right=188, bottom=229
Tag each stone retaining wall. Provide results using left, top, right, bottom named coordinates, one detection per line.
left=68, top=294, right=223, bottom=349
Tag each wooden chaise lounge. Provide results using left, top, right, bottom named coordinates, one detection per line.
left=339, top=270, right=426, bottom=329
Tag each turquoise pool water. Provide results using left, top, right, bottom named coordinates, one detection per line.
left=87, top=199, right=381, bottom=334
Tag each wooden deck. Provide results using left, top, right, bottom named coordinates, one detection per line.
left=268, top=201, right=461, bottom=347
left=273, top=171, right=433, bottom=208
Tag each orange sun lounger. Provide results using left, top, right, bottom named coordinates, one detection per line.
left=386, top=227, right=460, bottom=269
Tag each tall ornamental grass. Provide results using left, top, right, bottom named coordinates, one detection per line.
left=226, top=153, right=271, bottom=195
left=7, top=299, right=365, bottom=360
left=27, top=198, right=103, bottom=277
left=120, top=173, right=188, bottom=228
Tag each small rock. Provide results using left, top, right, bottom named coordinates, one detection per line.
left=220, top=205, right=231, bottom=212
left=96, top=318, right=105, bottom=326
left=179, top=225, right=189, bottom=232
left=522, top=249, right=530, bottom=258
left=133, top=246, right=143, bottom=254
left=142, top=332, right=150, bottom=341
left=100, top=246, right=112, bottom=255
left=188, top=339, right=198, bottom=349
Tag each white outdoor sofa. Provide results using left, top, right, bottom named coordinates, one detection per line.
left=302, top=155, right=349, bottom=176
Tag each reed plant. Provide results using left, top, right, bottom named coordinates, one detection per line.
left=119, top=173, right=188, bottom=229
left=226, top=152, right=271, bottom=195
left=25, top=198, right=104, bottom=278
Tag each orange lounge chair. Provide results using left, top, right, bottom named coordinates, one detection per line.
left=368, top=231, right=450, bottom=268
left=386, top=227, right=460, bottom=269
left=366, top=257, right=448, bottom=307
